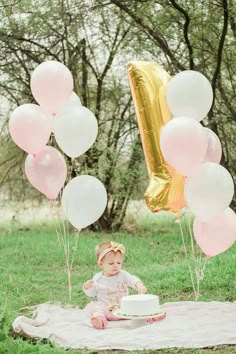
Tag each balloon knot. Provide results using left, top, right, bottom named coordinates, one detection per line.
left=33, top=154, right=37, bottom=158
left=52, top=113, right=56, bottom=117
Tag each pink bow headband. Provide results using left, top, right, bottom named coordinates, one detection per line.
left=98, top=242, right=125, bottom=262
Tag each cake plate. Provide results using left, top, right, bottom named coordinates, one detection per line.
left=112, top=309, right=166, bottom=329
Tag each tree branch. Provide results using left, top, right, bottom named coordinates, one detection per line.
left=210, top=0, right=229, bottom=108
left=169, top=0, right=195, bottom=69
left=108, top=0, right=185, bottom=70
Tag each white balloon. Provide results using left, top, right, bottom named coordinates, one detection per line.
left=30, top=61, right=73, bottom=115
left=50, top=92, right=82, bottom=133
left=167, top=70, right=213, bottom=122
left=184, top=163, right=234, bottom=222
left=68, top=91, right=82, bottom=106
left=54, top=105, right=98, bottom=158
left=61, top=175, right=107, bottom=229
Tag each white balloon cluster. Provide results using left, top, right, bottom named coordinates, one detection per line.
left=161, top=70, right=235, bottom=257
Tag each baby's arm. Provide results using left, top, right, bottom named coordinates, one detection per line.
left=82, top=279, right=96, bottom=297
left=122, top=270, right=147, bottom=293
left=135, top=281, right=147, bottom=294
left=83, top=279, right=93, bottom=290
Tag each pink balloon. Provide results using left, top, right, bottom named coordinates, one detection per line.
left=193, top=208, right=236, bottom=257
left=31, top=61, right=73, bottom=115
left=25, top=146, right=67, bottom=200
left=203, top=128, right=222, bottom=163
left=160, top=117, right=208, bottom=176
left=9, top=104, right=51, bottom=154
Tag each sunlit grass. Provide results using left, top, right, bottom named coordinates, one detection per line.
left=0, top=214, right=235, bottom=353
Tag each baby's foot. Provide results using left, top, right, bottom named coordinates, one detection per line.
left=91, top=316, right=104, bottom=329
left=91, top=312, right=107, bottom=329
left=146, top=311, right=166, bottom=323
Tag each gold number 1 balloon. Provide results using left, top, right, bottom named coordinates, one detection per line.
left=128, top=61, right=186, bottom=214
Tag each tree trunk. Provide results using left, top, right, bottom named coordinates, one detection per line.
left=95, top=137, right=143, bottom=231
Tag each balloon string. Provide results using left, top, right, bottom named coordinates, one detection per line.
left=59, top=191, right=72, bottom=301
left=183, top=211, right=208, bottom=300
left=187, top=211, right=196, bottom=260
left=187, top=211, right=201, bottom=287
left=50, top=193, right=80, bottom=302
left=187, top=211, right=200, bottom=290
left=196, top=256, right=208, bottom=298
left=178, top=219, right=198, bottom=300
left=200, top=257, right=208, bottom=278
left=186, top=211, right=201, bottom=297
left=49, top=199, right=63, bottom=253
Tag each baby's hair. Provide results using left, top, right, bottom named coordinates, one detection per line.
left=95, top=240, right=125, bottom=262
left=95, top=241, right=113, bottom=261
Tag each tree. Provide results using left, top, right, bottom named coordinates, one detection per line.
left=100, top=0, right=236, bottom=210
left=1, top=0, right=235, bottom=231
left=0, top=0, right=145, bottom=230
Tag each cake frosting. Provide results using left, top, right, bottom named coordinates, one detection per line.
left=120, top=294, right=160, bottom=316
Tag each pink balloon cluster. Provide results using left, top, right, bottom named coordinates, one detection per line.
left=8, top=61, right=74, bottom=200
left=162, top=70, right=235, bottom=257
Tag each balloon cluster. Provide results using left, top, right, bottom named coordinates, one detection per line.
left=161, top=70, right=235, bottom=257
left=9, top=61, right=107, bottom=229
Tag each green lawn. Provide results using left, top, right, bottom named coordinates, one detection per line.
left=0, top=213, right=235, bottom=353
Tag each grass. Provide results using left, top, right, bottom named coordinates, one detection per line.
left=0, top=211, right=235, bottom=353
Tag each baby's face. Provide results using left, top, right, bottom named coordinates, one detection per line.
left=101, top=251, right=123, bottom=277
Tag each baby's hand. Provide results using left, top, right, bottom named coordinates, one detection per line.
left=83, top=279, right=94, bottom=290
left=136, top=282, right=147, bottom=294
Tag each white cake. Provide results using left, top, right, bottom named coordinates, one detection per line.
left=120, top=294, right=160, bottom=316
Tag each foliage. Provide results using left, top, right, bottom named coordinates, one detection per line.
left=0, top=0, right=235, bottom=231
left=0, top=0, right=146, bottom=230
left=104, top=0, right=236, bottom=209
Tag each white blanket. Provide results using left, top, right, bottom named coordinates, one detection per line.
left=12, top=301, right=236, bottom=350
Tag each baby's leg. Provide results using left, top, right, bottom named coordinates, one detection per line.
left=85, top=301, right=108, bottom=329
left=91, top=311, right=108, bottom=329
left=91, top=304, right=121, bottom=327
